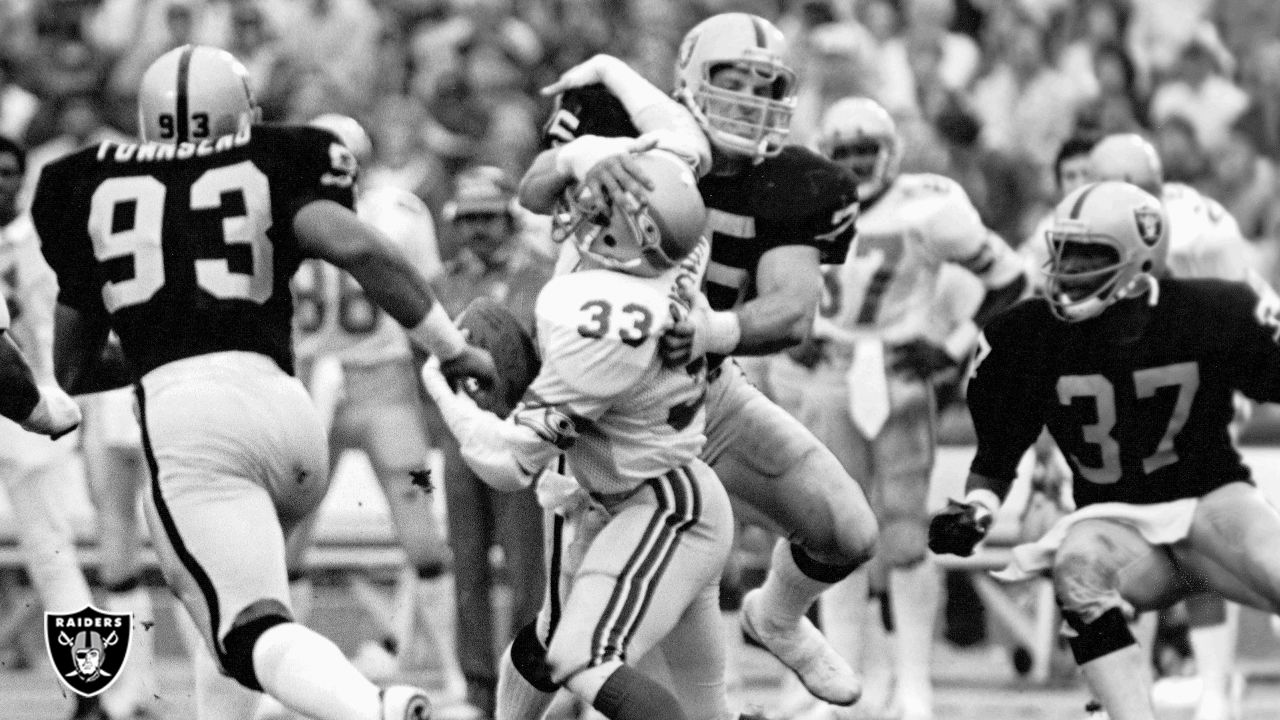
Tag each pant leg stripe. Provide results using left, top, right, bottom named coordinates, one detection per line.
left=589, top=477, right=672, bottom=665
left=545, top=512, right=566, bottom=645
left=134, top=383, right=223, bottom=651
left=618, top=466, right=703, bottom=652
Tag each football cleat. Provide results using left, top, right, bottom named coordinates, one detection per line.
left=380, top=685, right=432, bottom=720
left=1044, top=181, right=1168, bottom=322
left=818, top=96, right=901, bottom=203
left=138, top=44, right=261, bottom=143
left=740, top=589, right=862, bottom=706
left=674, top=12, right=797, bottom=162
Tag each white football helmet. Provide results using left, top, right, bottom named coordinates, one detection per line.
left=1044, top=181, right=1168, bottom=322
left=309, top=113, right=373, bottom=166
left=138, top=45, right=260, bottom=144
left=674, top=13, right=797, bottom=163
left=1089, top=133, right=1163, bottom=196
left=555, top=151, right=706, bottom=278
left=818, top=96, right=901, bottom=201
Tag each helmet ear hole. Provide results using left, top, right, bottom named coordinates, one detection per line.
left=602, top=234, right=617, bottom=248
left=1141, top=260, right=1152, bottom=271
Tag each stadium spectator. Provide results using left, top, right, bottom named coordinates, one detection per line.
left=1149, top=23, right=1249, bottom=153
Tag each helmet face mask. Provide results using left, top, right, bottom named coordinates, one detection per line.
left=1043, top=181, right=1168, bottom=322
left=553, top=151, right=707, bottom=278
left=676, top=13, right=798, bottom=163
left=138, top=45, right=261, bottom=144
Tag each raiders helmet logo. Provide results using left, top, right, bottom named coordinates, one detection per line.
left=1133, top=206, right=1163, bottom=247
left=45, top=606, right=133, bottom=697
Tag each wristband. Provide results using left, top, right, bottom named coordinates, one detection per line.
left=703, top=310, right=742, bottom=356
left=407, top=304, right=466, bottom=362
left=963, top=488, right=1001, bottom=518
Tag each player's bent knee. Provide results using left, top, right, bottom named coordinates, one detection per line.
left=219, top=599, right=293, bottom=690
left=511, top=621, right=560, bottom=692
left=1061, top=606, right=1135, bottom=665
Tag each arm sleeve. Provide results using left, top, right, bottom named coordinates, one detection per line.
left=754, top=188, right=859, bottom=264
left=280, top=127, right=357, bottom=221
left=966, top=315, right=1047, bottom=498
left=31, top=162, right=105, bottom=316
left=928, top=183, right=1025, bottom=289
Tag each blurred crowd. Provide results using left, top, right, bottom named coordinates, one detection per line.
left=3, top=0, right=1280, bottom=267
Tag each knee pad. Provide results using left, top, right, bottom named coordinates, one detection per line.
left=1061, top=606, right=1136, bottom=665
left=511, top=621, right=560, bottom=693
left=791, top=543, right=860, bottom=584
left=219, top=600, right=292, bottom=690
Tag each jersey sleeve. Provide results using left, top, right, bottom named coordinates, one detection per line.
left=272, top=126, right=357, bottom=220
left=752, top=152, right=859, bottom=264
left=542, top=84, right=640, bottom=148
left=966, top=307, right=1049, bottom=488
left=361, top=187, right=443, bottom=282
left=1224, top=276, right=1280, bottom=402
left=922, top=176, right=1024, bottom=288
left=31, top=157, right=104, bottom=316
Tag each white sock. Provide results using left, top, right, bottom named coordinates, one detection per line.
left=289, top=575, right=314, bottom=625
left=414, top=571, right=468, bottom=699
left=756, top=540, right=831, bottom=626
left=101, top=584, right=156, bottom=717
left=252, top=622, right=381, bottom=720
left=821, top=568, right=869, bottom=671
left=495, top=642, right=556, bottom=720
left=890, top=561, right=940, bottom=719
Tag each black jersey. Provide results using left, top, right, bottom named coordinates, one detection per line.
left=967, top=278, right=1280, bottom=508
left=34, top=124, right=355, bottom=378
left=541, top=84, right=859, bottom=311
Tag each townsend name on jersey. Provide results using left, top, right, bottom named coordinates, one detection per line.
left=94, top=124, right=253, bottom=163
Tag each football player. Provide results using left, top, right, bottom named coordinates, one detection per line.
left=929, top=180, right=1280, bottom=720
left=286, top=113, right=467, bottom=704
left=515, top=13, right=876, bottom=711
left=33, top=45, right=493, bottom=720
left=0, top=135, right=95, bottom=720
left=432, top=165, right=551, bottom=718
left=425, top=149, right=733, bottom=720
left=772, top=96, right=1026, bottom=720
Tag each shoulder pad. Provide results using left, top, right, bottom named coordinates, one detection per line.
left=535, top=270, right=671, bottom=397
left=543, top=84, right=639, bottom=147
left=746, top=146, right=858, bottom=219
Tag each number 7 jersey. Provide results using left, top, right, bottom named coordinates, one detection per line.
left=32, top=124, right=355, bottom=378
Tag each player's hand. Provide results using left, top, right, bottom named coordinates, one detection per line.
left=439, top=344, right=497, bottom=394
left=784, top=335, right=827, bottom=369
left=581, top=137, right=659, bottom=215
left=660, top=283, right=715, bottom=368
left=928, top=499, right=993, bottom=557
left=20, top=385, right=81, bottom=440
left=889, top=338, right=956, bottom=378
left=541, top=54, right=624, bottom=96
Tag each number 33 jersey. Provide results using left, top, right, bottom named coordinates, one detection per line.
left=968, top=278, right=1280, bottom=509
left=526, top=249, right=709, bottom=495
left=32, top=124, right=355, bottom=378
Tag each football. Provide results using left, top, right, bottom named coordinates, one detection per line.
left=455, top=297, right=541, bottom=417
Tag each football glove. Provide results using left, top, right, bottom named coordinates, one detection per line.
left=928, top=499, right=993, bottom=557
left=889, top=338, right=956, bottom=378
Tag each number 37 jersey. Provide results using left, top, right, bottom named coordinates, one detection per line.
left=968, top=278, right=1280, bottom=508
left=32, top=125, right=354, bottom=378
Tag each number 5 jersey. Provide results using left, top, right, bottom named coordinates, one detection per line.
left=32, top=124, right=355, bottom=378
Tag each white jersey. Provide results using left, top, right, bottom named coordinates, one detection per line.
left=529, top=238, right=711, bottom=495
left=0, top=214, right=56, bottom=383
left=820, top=174, right=1022, bottom=345
left=292, top=187, right=441, bottom=365
left=1023, top=182, right=1253, bottom=285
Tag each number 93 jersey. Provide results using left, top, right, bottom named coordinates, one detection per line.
left=823, top=173, right=1022, bottom=343
left=32, top=124, right=356, bottom=378
left=527, top=266, right=708, bottom=495
left=968, top=278, right=1280, bottom=509
left=292, top=187, right=439, bottom=365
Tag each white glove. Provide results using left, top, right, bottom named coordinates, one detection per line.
left=21, top=384, right=81, bottom=439
left=554, top=133, right=659, bottom=184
